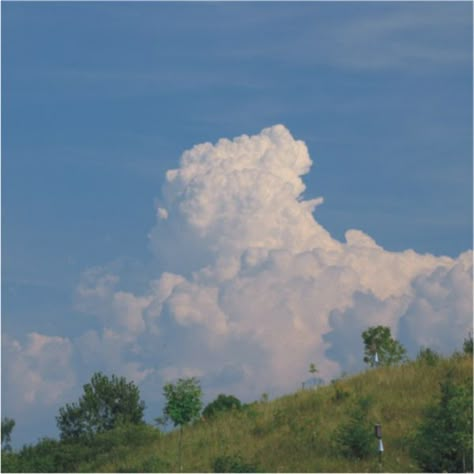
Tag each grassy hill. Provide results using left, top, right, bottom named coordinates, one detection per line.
left=3, top=353, right=472, bottom=473
left=73, top=354, right=472, bottom=473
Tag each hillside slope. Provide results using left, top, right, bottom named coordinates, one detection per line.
left=80, top=354, right=472, bottom=473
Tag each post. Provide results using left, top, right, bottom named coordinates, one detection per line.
left=374, top=424, right=383, bottom=470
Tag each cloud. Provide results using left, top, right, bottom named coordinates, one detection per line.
left=2, top=333, right=75, bottom=410
left=75, top=124, right=471, bottom=397
left=4, top=125, right=472, bottom=436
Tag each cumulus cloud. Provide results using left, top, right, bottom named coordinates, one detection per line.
left=4, top=125, right=472, bottom=427
left=71, top=124, right=471, bottom=400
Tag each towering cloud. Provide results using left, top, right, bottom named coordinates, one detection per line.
left=76, top=124, right=472, bottom=398
left=4, top=125, right=472, bottom=427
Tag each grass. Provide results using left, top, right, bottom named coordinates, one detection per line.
left=79, top=354, right=472, bottom=473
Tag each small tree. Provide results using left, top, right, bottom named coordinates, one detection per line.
left=412, top=374, right=473, bottom=472
left=162, top=377, right=202, bottom=472
left=362, top=325, right=407, bottom=367
left=1, top=417, right=15, bottom=452
left=57, top=372, right=145, bottom=439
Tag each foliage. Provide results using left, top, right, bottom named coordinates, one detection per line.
left=334, top=397, right=374, bottom=460
left=56, top=372, right=145, bottom=440
left=203, top=394, right=242, bottom=419
left=3, top=354, right=473, bottom=473
left=163, top=377, right=203, bottom=428
left=212, top=454, right=262, bottom=473
left=416, top=346, right=441, bottom=366
left=362, top=325, right=407, bottom=367
left=2, top=417, right=15, bottom=452
left=9, top=437, right=68, bottom=473
left=1, top=452, right=22, bottom=472
left=162, top=377, right=202, bottom=471
left=331, top=383, right=351, bottom=402
left=3, top=423, right=161, bottom=473
left=463, top=332, right=473, bottom=355
left=411, top=373, right=473, bottom=472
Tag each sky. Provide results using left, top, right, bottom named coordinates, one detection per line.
left=2, top=1, right=473, bottom=448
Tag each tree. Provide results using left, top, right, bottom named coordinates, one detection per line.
left=162, top=377, right=202, bottom=472
left=362, top=325, right=407, bottom=367
left=56, top=372, right=145, bottom=440
left=1, top=417, right=15, bottom=452
left=411, top=374, right=473, bottom=472
left=203, top=394, right=242, bottom=419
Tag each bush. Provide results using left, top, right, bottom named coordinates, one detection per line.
left=411, top=374, right=473, bottom=472
left=334, top=397, right=374, bottom=460
left=1, top=452, right=22, bottom=473
left=3, top=424, right=161, bottom=473
left=463, top=332, right=473, bottom=355
left=331, top=383, right=351, bottom=402
left=416, top=347, right=441, bottom=366
left=212, top=454, right=261, bottom=473
left=203, top=394, right=242, bottom=419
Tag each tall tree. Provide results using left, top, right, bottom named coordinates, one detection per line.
left=362, top=325, right=407, bottom=367
left=162, top=377, right=202, bottom=472
left=56, top=372, right=145, bottom=439
left=1, top=417, right=15, bottom=452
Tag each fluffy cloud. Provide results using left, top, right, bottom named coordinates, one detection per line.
left=4, top=125, right=472, bottom=429
left=73, top=124, right=472, bottom=401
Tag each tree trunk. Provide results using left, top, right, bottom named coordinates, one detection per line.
left=178, top=425, right=183, bottom=473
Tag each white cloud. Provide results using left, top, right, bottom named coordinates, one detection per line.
left=4, top=124, right=472, bottom=423
left=73, top=125, right=471, bottom=400
left=2, top=333, right=75, bottom=410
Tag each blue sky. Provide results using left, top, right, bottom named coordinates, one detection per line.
left=2, top=2, right=472, bottom=448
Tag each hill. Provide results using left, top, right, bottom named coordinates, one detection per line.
left=2, top=353, right=472, bottom=473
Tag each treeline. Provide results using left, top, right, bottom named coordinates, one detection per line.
left=1, top=327, right=472, bottom=473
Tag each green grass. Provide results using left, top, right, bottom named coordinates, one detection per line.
left=80, top=354, right=472, bottom=473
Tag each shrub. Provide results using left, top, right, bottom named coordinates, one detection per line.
left=416, top=347, right=441, bottom=366
left=334, top=397, right=374, bottom=460
left=463, top=332, right=473, bottom=355
left=331, top=383, right=351, bottom=402
left=411, top=374, right=473, bottom=472
left=203, top=394, right=242, bottom=419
